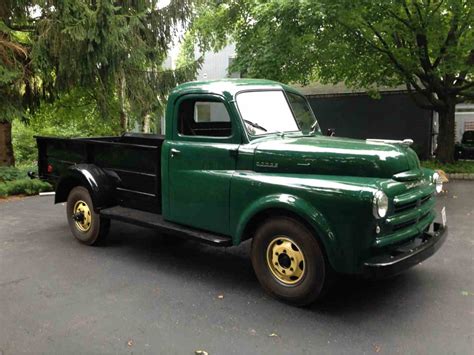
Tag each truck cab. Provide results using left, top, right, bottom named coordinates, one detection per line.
left=36, top=79, right=447, bottom=305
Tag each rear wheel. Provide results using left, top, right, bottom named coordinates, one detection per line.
left=66, top=186, right=110, bottom=245
left=251, top=216, right=330, bottom=306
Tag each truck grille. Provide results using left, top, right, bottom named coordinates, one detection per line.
left=392, top=210, right=431, bottom=231
left=394, top=193, right=432, bottom=213
left=375, top=188, right=436, bottom=248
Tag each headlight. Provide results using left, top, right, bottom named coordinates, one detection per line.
left=373, top=190, right=388, bottom=219
left=432, top=172, right=443, bottom=193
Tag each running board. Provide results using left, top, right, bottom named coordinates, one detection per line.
left=99, top=206, right=232, bottom=247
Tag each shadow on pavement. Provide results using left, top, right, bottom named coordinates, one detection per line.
left=100, top=220, right=434, bottom=317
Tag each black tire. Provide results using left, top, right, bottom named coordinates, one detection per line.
left=66, top=186, right=110, bottom=245
left=251, top=216, right=330, bottom=306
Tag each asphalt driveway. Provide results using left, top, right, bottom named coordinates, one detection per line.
left=1, top=181, right=473, bottom=354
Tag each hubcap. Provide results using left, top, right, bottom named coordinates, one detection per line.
left=266, top=236, right=305, bottom=285
left=73, top=200, right=92, bottom=232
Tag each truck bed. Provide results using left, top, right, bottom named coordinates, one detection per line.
left=36, top=133, right=165, bottom=213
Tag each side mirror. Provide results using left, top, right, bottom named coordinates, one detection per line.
left=326, top=128, right=336, bottom=137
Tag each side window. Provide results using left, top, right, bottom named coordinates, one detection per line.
left=178, top=99, right=232, bottom=137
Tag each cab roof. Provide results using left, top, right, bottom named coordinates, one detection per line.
left=169, top=78, right=301, bottom=101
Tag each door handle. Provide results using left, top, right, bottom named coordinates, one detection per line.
left=170, top=148, right=181, bottom=158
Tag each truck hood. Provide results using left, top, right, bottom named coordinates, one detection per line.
left=253, top=135, right=420, bottom=178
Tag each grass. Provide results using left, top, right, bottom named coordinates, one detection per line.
left=421, top=160, right=474, bottom=174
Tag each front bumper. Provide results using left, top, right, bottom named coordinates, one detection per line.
left=363, top=222, right=447, bottom=278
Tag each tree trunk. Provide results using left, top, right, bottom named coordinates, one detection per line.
left=119, top=109, right=128, bottom=133
left=118, top=69, right=128, bottom=133
left=142, top=113, right=151, bottom=133
left=436, top=100, right=456, bottom=164
left=0, top=120, right=15, bottom=167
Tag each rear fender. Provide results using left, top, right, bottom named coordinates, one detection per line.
left=55, top=164, right=118, bottom=210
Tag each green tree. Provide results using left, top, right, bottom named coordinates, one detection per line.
left=1, top=0, right=200, bottom=167
left=0, top=0, right=40, bottom=166
left=191, top=0, right=473, bottom=163
left=34, top=0, right=199, bottom=133
left=13, top=87, right=122, bottom=164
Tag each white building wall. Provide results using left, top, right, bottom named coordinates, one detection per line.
left=195, top=44, right=239, bottom=80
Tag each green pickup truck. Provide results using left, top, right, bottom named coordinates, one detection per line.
left=36, top=79, right=447, bottom=305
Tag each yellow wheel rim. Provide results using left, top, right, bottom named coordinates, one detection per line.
left=73, top=200, right=92, bottom=232
left=266, top=236, right=305, bottom=285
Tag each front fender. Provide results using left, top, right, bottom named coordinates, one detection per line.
left=234, top=193, right=343, bottom=270
left=55, top=164, right=118, bottom=210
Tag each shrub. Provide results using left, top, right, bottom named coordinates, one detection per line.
left=0, top=165, right=36, bottom=183
left=0, top=179, right=52, bottom=198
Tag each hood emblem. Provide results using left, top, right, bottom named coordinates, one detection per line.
left=405, top=180, right=423, bottom=189
left=256, top=161, right=278, bottom=168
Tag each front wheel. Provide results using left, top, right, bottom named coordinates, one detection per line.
left=66, top=186, right=110, bottom=245
left=251, top=217, right=330, bottom=306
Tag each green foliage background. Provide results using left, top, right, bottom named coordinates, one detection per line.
left=1, top=0, right=200, bottom=170
left=189, top=0, right=473, bottom=163
left=2, top=0, right=472, bottom=198
left=13, top=88, right=121, bottom=164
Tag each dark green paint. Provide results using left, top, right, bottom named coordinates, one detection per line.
left=161, top=79, right=440, bottom=274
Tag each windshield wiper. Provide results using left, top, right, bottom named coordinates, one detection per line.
left=243, top=119, right=268, bottom=132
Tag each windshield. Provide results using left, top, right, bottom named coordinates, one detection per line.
left=236, top=90, right=319, bottom=136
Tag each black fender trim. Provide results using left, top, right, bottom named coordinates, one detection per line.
left=55, top=164, right=119, bottom=210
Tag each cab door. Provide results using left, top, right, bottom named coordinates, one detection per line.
left=166, top=94, right=240, bottom=235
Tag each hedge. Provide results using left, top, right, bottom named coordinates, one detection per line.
left=0, top=179, right=52, bottom=198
